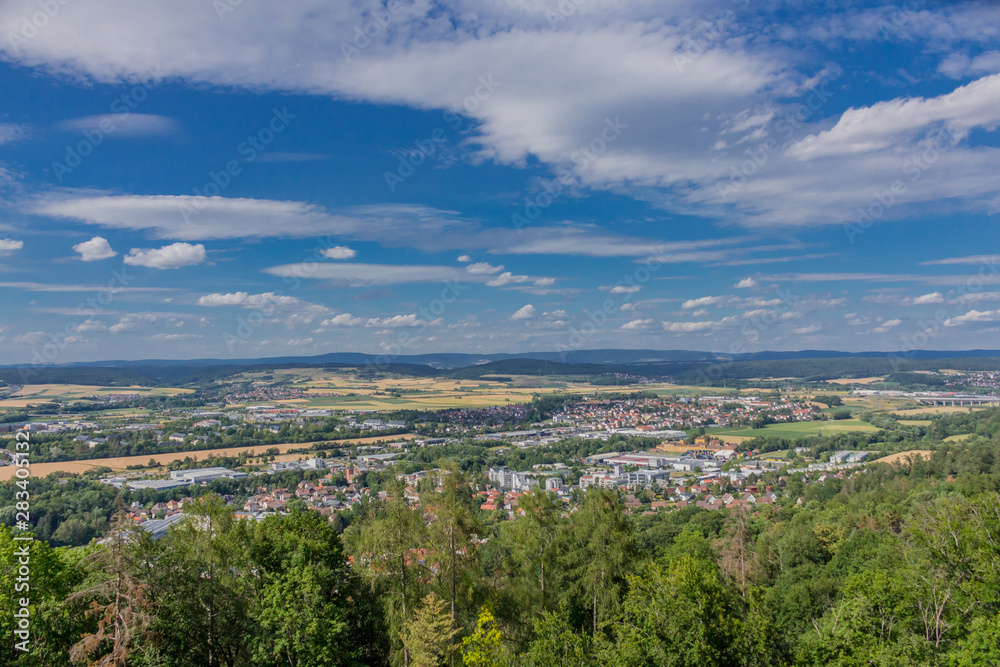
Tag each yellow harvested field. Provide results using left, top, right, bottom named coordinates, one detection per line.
left=0, top=384, right=193, bottom=408
left=826, top=377, right=886, bottom=385
left=944, top=433, right=974, bottom=442
left=0, top=434, right=416, bottom=481
left=892, top=405, right=990, bottom=416
left=227, top=369, right=690, bottom=411
left=874, top=450, right=933, bottom=465
left=897, top=419, right=932, bottom=426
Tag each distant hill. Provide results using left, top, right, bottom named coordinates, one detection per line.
left=444, top=358, right=627, bottom=379
left=29, top=348, right=1000, bottom=370
left=5, top=349, right=1000, bottom=388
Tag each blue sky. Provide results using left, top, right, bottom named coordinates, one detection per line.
left=0, top=0, right=999, bottom=364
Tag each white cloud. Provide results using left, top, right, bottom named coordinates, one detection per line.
left=197, top=292, right=329, bottom=325
left=72, top=236, right=117, bottom=261
left=55, top=113, right=180, bottom=137
left=320, top=245, right=357, bottom=260
left=109, top=313, right=157, bottom=333
left=921, top=254, right=999, bottom=266
left=621, top=318, right=654, bottom=330
left=951, top=291, right=1000, bottom=305
left=466, top=262, right=503, bottom=275
left=5, top=2, right=1000, bottom=232
left=0, top=239, right=23, bottom=255
left=457, top=254, right=472, bottom=262
left=944, top=309, right=1000, bottom=327
left=0, top=2, right=796, bottom=224
left=511, top=304, right=536, bottom=320
left=793, top=324, right=821, bottom=334
left=15, top=331, right=87, bottom=345
left=197, top=292, right=320, bottom=311
left=0, top=123, right=29, bottom=145
left=609, top=285, right=641, bottom=295
left=267, top=262, right=465, bottom=288
left=0, top=281, right=170, bottom=293
left=939, top=51, right=1000, bottom=79
left=124, top=242, right=206, bottom=269
left=366, top=314, right=426, bottom=328
left=286, top=337, right=316, bottom=346
left=682, top=295, right=725, bottom=309
left=75, top=320, right=108, bottom=333
left=873, top=319, right=902, bottom=333
left=148, top=333, right=203, bottom=341
left=663, top=320, right=716, bottom=332
left=735, top=277, right=758, bottom=289
left=487, top=271, right=531, bottom=287
left=788, top=73, right=1000, bottom=160
left=911, top=292, right=945, bottom=305
left=321, top=313, right=364, bottom=327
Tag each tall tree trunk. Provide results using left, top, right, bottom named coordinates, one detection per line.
left=401, top=554, right=410, bottom=667
left=449, top=528, right=457, bottom=622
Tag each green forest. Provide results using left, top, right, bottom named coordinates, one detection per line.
left=3, top=412, right=1000, bottom=665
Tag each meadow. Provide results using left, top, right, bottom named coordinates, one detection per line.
left=710, top=418, right=880, bottom=441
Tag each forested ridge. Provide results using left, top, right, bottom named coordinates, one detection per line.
left=3, top=411, right=1000, bottom=665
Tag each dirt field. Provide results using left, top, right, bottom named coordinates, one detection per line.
left=0, top=434, right=416, bottom=481
left=874, top=450, right=933, bottom=465
left=826, top=377, right=886, bottom=385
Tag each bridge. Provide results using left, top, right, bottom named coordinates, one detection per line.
left=916, top=396, right=1000, bottom=406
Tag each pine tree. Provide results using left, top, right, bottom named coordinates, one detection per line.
left=401, top=593, right=460, bottom=667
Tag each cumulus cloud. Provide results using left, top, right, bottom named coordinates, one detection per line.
left=788, top=73, right=1000, bottom=160
left=0, top=239, right=23, bottom=257
left=75, top=320, right=108, bottom=333
left=873, top=319, right=902, bottom=333
left=609, top=285, right=641, bottom=295
left=320, top=245, right=356, bottom=259
left=487, top=271, right=532, bottom=287
left=457, top=254, right=472, bottom=262
left=109, top=313, right=157, bottom=333
left=197, top=292, right=317, bottom=310
left=939, top=51, right=1000, bottom=79
left=72, top=236, right=117, bottom=261
left=944, top=309, right=1000, bottom=327
left=511, top=304, right=536, bottom=320
left=466, top=262, right=503, bottom=275
left=621, top=318, right=654, bottom=330
left=911, top=292, right=946, bottom=305
left=735, top=277, right=758, bottom=289
left=124, top=242, right=206, bottom=269
left=793, top=324, right=821, bottom=334
left=321, top=313, right=364, bottom=327
left=681, top=295, right=725, bottom=309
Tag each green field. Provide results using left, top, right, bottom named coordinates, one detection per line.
left=711, top=419, right=879, bottom=440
